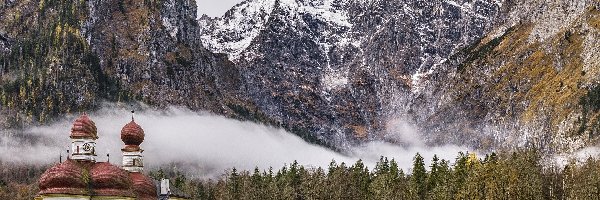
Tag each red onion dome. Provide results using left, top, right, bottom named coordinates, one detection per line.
left=38, top=160, right=88, bottom=195
left=121, top=120, right=144, bottom=146
left=129, top=172, right=158, bottom=200
left=90, top=162, right=135, bottom=197
left=70, top=114, right=98, bottom=139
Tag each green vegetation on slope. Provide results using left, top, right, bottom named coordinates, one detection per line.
left=581, top=85, right=600, bottom=112
left=579, top=85, right=600, bottom=137
left=0, top=0, right=129, bottom=127
left=431, top=6, right=600, bottom=151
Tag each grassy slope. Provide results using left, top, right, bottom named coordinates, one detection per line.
left=441, top=6, right=600, bottom=151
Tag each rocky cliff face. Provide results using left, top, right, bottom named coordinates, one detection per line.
left=84, top=0, right=244, bottom=109
left=416, top=0, right=600, bottom=152
left=0, top=0, right=253, bottom=127
left=199, top=0, right=504, bottom=148
left=1, top=0, right=598, bottom=152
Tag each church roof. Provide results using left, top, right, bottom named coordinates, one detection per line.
left=38, top=159, right=89, bottom=196
left=70, top=114, right=98, bottom=139
left=130, top=172, right=158, bottom=200
left=121, top=120, right=145, bottom=146
left=90, top=162, right=136, bottom=197
left=37, top=113, right=190, bottom=199
left=38, top=160, right=136, bottom=198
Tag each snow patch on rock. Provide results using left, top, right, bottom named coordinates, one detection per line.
left=199, top=0, right=277, bottom=61
left=501, top=0, right=593, bottom=43
left=162, top=17, right=179, bottom=38
left=199, top=0, right=353, bottom=61
left=322, top=72, right=349, bottom=91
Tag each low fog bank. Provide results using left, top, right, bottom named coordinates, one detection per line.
left=551, top=147, right=600, bottom=167
left=1, top=105, right=471, bottom=178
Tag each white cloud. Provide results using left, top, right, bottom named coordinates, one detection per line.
left=0, top=105, right=470, bottom=178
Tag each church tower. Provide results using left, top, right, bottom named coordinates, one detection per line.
left=121, top=117, right=146, bottom=172
left=37, top=113, right=184, bottom=199
left=69, top=114, right=98, bottom=161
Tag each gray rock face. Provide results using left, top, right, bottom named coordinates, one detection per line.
left=0, top=0, right=248, bottom=127
left=1, top=0, right=597, bottom=152
left=413, top=0, right=600, bottom=152
left=200, top=0, right=504, bottom=148
left=81, top=0, right=252, bottom=116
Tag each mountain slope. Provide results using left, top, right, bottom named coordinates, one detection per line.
left=199, top=0, right=504, bottom=148
left=416, top=1, right=600, bottom=152
left=0, top=0, right=257, bottom=127
left=1, top=0, right=598, bottom=152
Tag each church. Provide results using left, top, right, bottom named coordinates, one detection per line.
left=34, top=114, right=189, bottom=200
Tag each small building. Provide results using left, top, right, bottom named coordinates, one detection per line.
left=35, top=114, right=190, bottom=200
left=158, top=179, right=192, bottom=200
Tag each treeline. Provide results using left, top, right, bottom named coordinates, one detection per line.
left=4, top=150, right=600, bottom=199
left=0, top=162, right=46, bottom=199
left=168, top=150, right=600, bottom=200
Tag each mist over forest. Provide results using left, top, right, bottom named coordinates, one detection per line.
left=1, top=104, right=472, bottom=178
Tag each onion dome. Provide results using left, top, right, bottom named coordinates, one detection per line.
left=129, top=172, right=158, bottom=200
left=90, top=162, right=135, bottom=197
left=121, top=120, right=144, bottom=146
left=70, top=114, right=98, bottom=139
left=38, top=160, right=88, bottom=195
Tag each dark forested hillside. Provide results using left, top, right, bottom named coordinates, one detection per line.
left=0, top=0, right=256, bottom=128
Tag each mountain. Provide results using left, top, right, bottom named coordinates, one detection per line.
left=418, top=0, right=600, bottom=152
left=0, top=0, right=253, bottom=126
left=1, top=0, right=599, bottom=152
left=199, top=0, right=504, bottom=148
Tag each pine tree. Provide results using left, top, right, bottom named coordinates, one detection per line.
left=249, top=167, right=264, bottom=200
left=390, top=159, right=409, bottom=199
left=228, top=167, right=241, bottom=199
left=348, top=159, right=370, bottom=199
left=428, top=155, right=452, bottom=199
left=370, top=157, right=392, bottom=199
left=450, top=152, right=468, bottom=198
left=428, top=155, right=441, bottom=194
left=411, top=153, right=427, bottom=199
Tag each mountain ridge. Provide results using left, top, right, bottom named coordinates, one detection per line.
left=1, top=0, right=598, bottom=152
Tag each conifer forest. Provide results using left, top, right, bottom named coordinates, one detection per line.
left=4, top=150, right=600, bottom=199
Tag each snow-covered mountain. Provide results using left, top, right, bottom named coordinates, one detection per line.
left=198, top=0, right=504, bottom=148
left=1, top=0, right=599, bottom=152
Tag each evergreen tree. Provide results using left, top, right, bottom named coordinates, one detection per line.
left=411, top=153, right=427, bottom=199
left=370, top=157, right=393, bottom=199
left=348, top=159, right=370, bottom=199
left=249, top=167, right=264, bottom=199
left=430, top=159, right=451, bottom=199
left=427, top=155, right=452, bottom=199
left=428, top=155, right=441, bottom=194
left=228, top=167, right=241, bottom=200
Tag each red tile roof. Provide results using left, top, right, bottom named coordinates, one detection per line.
left=39, top=161, right=139, bottom=198
left=130, top=172, right=158, bottom=200
left=38, top=160, right=88, bottom=195
left=90, top=162, right=136, bottom=197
